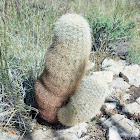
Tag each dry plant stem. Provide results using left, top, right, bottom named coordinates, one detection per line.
left=2, top=85, right=5, bottom=103
left=1, top=0, right=8, bottom=80
left=4, top=110, right=16, bottom=127
left=0, top=108, right=14, bottom=118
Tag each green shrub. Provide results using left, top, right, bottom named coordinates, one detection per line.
left=126, top=49, right=140, bottom=64
left=87, top=13, right=136, bottom=51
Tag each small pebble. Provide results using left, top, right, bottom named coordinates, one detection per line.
left=29, top=130, right=33, bottom=132
left=42, top=128, right=46, bottom=131
left=105, top=102, right=116, bottom=110
left=100, top=117, right=106, bottom=123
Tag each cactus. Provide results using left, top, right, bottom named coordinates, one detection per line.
left=35, top=14, right=92, bottom=124
left=57, top=76, right=110, bottom=126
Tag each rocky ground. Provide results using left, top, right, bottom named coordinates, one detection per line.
left=0, top=55, right=140, bottom=140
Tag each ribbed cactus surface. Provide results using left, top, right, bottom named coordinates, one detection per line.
left=35, top=14, right=92, bottom=123
left=43, top=14, right=92, bottom=97
left=57, top=76, right=110, bottom=126
left=53, top=14, right=91, bottom=45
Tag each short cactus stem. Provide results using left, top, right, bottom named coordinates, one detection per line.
left=35, top=14, right=92, bottom=124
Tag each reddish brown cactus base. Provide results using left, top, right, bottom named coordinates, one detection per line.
left=35, top=80, right=68, bottom=124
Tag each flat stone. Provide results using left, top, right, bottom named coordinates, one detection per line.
left=109, top=78, right=130, bottom=92
left=107, top=78, right=130, bottom=101
left=136, top=97, right=140, bottom=104
left=103, top=114, right=139, bottom=138
left=122, top=102, right=140, bottom=114
left=58, top=134, right=78, bottom=140
left=109, top=126, right=122, bottom=140
left=120, top=64, right=140, bottom=87
left=57, top=122, right=88, bottom=140
left=24, top=129, right=58, bottom=140
left=23, top=123, right=88, bottom=140
left=91, top=71, right=113, bottom=83
left=102, top=59, right=127, bottom=75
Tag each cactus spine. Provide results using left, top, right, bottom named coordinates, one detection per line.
left=35, top=14, right=92, bottom=124
left=57, top=76, right=110, bottom=126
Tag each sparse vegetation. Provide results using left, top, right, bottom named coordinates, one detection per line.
left=87, top=12, right=136, bottom=51
left=0, top=0, right=140, bottom=136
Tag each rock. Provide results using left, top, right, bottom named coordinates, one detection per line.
left=105, top=102, right=116, bottom=110
left=57, top=122, right=88, bottom=140
left=109, top=78, right=130, bottom=92
left=102, top=59, right=127, bottom=75
left=122, top=102, right=140, bottom=115
left=24, top=129, right=58, bottom=140
left=120, top=64, right=140, bottom=87
left=86, top=61, right=95, bottom=71
left=24, top=123, right=88, bottom=140
left=58, top=133, right=78, bottom=140
left=42, top=127, right=47, bottom=131
left=0, top=131, right=20, bottom=140
left=103, top=114, right=139, bottom=138
left=79, top=135, right=90, bottom=140
left=91, top=71, right=113, bottom=83
left=136, top=97, right=140, bottom=104
left=100, top=117, right=106, bottom=123
left=114, top=43, right=130, bottom=60
left=109, top=126, right=122, bottom=140
left=107, top=78, right=130, bottom=102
